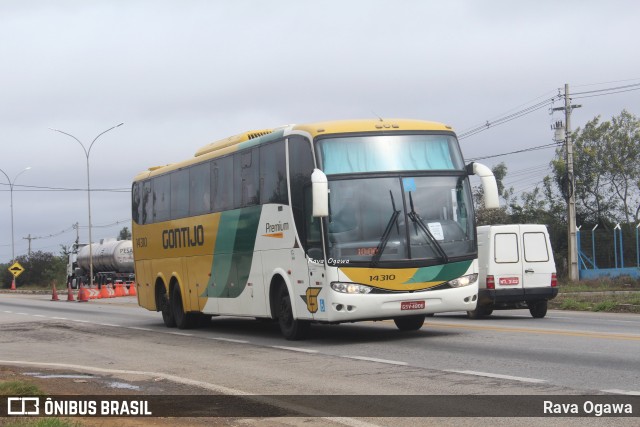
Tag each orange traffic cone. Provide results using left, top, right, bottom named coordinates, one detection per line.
left=77, top=285, right=89, bottom=302
left=115, top=283, right=125, bottom=297
left=10, top=278, right=16, bottom=290
left=99, top=285, right=110, bottom=299
left=128, top=283, right=137, bottom=297
left=66, top=283, right=75, bottom=301
left=51, top=282, right=59, bottom=301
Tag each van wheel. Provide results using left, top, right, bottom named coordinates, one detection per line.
left=171, top=286, right=197, bottom=329
left=394, top=315, right=425, bottom=331
left=529, top=300, right=548, bottom=318
left=277, top=286, right=310, bottom=340
left=467, top=305, right=490, bottom=319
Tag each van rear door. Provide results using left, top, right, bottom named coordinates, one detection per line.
left=521, top=228, right=553, bottom=288
left=492, top=226, right=524, bottom=292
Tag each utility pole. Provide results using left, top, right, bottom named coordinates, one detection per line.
left=23, top=234, right=33, bottom=256
left=553, top=84, right=581, bottom=281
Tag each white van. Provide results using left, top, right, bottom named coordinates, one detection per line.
left=470, top=224, right=558, bottom=319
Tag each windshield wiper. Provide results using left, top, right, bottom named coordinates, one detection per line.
left=407, top=192, right=449, bottom=263
left=372, top=191, right=401, bottom=266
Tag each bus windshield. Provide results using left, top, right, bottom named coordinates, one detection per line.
left=325, top=176, right=475, bottom=265
left=317, top=134, right=464, bottom=174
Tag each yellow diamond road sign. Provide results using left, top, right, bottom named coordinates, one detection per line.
left=8, top=262, right=25, bottom=278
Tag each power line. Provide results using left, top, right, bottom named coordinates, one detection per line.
left=458, top=80, right=640, bottom=142
left=458, top=98, right=558, bottom=140
left=0, top=183, right=129, bottom=193
left=467, top=143, right=558, bottom=162
left=571, top=82, right=640, bottom=96
left=572, top=86, right=640, bottom=100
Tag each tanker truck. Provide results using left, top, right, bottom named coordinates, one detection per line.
left=67, top=239, right=134, bottom=288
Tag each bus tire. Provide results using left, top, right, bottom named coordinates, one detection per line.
left=529, top=300, right=547, bottom=319
left=159, top=288, right=176, bottom=328
left=277, top=286, right=309, bottom=340
left=171, top=285, right=197, bottom=329
left=393, top=315, right=425, bottom=331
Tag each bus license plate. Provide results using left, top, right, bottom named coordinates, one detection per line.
left=401, top=301, right=425, bottom=310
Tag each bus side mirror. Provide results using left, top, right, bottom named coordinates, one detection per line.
left=311, top=169, right=329, bottom=217
left=466, top=162, right=500, bottom=209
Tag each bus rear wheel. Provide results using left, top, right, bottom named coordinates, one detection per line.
left=393, top=315, right=425, bottom=331
left=277, top=287, right=309, bottom=340
left=171, top=285, right=197, bottom=329
left=159, top=288, right=176, bottom=328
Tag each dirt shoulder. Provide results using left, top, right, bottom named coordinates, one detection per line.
left=0, top=365, right=239, bottom=426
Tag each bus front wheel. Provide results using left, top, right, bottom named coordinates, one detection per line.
left=277, top=287, right=310, bottom=340
left=393, top=315, right=425, bottom=331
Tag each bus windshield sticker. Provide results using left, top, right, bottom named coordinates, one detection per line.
left=402, top=177, right=416, bottom=192
left=427, top=222, right=444, bottom=241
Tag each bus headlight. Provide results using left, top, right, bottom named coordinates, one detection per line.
left=331, top=282, right=372, bottom=294
left=447, top=274, right=478, bottom=288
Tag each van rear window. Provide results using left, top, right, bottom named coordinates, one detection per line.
left=523, top=232, right=550, bottom=262
left=494, top=233, right=519, bottom=263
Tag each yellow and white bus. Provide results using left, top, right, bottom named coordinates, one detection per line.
left=131, top=119, right=499, bottom=339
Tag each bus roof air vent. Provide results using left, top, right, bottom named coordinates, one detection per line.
left=194, top=129, right=274, bottom=157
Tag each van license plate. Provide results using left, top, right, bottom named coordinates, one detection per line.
left=401, top=301, right=425, bottom=310
left=499, top=277, right=520, bottom=285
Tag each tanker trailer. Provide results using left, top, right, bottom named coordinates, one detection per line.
left=68, top=240, right=134, bottom=288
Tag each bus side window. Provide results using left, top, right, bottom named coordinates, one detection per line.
left=260, top=140, right=287, bottom=204
left=132, top=182, right=141, bottom=224
left=240, top=148, right=259, bottom=207
left=153, top=174, right=171, bottom=222
left=170, top=169, right=189, bottom=219
left=211, top=155, right=235, bottom=212
left=142, top=180, right=152, bottom=225
left=289, top=135, right=323, bottom=258
left=189, top=162, right=210, bottom=215
left=304, top=185, right=323, bottom=259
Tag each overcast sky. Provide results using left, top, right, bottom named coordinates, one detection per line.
left=1, top=0, right=639, bottom=262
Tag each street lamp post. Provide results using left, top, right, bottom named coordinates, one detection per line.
left=50, top=123, right=124, bottom=288
left=0, top=166, right=31, bottom=288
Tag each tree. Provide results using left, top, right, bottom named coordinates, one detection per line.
left=118, top=226, right=132, bottom=240
left=473, top=162, right=512, bottom=225
left=1, top=251, right=67, bottom=288
left=551, top=110, right=640, bottom=226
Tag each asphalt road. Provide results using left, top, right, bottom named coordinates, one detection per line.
left=1, top=293, right=639, bottom=425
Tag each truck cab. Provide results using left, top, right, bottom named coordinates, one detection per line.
left=471, top=224, right=558, bottom=318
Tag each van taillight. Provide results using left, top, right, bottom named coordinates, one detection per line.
left=486, top=275, right=495, bottom=289
left=551, top=273, right=557, bottom=287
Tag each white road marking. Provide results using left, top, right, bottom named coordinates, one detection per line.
left=447, top=369, right=546, bottom=383
left=601, top=389, right=640, bottom=395
left=166, top=331, right=194, bottom=337
left=0, top=360, right=380, bottom=427
left=127, top=326, right=153, bottom=331
left=271, top=346, right=318, bottom=354
left=342, top=356, right=407, bottom=366
left=209, top=337, right=249, bottom=344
